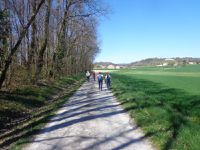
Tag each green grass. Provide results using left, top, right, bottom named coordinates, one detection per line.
left=131, top=64, right=200, bottom=72
left=119, top=65, right=200, bottom=95
left=111, top=65, right=200, bottom=150
left=0, top=74, right=85, bottom=149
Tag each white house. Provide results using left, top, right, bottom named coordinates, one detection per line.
left=115, top=66, right=121, bottom=69
left=107, top=65, right=115, bottom=69
left=162, top=63, right=168, bottom=66
left=189, top=62, right=196, bottom=65
left=165, top=58, right=174, bottom=61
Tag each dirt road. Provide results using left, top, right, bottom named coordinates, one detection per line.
left=23, top=79, right=155, bottom=150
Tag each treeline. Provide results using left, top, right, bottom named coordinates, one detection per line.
left=129, top=57, right=200, bottom=67
left=0, top=0, right=107, bottom=89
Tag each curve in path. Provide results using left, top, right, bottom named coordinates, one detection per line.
left=23, top=79, right=156, bottom=150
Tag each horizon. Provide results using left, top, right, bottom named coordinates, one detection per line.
left=95, top=0, right=200, bottom=64
left=94, top=56, right=200, bottom=64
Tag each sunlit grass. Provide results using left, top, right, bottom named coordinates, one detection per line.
left=111, top=65, right=200, bottom=150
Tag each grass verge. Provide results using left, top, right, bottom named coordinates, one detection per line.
left=0, top=74, right=85, bottom=149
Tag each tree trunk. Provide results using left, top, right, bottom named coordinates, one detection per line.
left=27, top=0, right=37, bottom=82
left=35, top=0, right=51, bottom=82
left=0, top=0, right=45, bottom=89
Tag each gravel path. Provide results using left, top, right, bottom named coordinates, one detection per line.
left=23, top=80, right=156, bottom=150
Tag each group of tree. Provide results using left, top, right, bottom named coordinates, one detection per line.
left=0, top=0, right=107, bottom=89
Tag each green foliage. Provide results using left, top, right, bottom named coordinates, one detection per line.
left=111, top=65, right=200, bottom=150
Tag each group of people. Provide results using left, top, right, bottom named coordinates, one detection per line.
left=85, top=71, right=111, bottom=91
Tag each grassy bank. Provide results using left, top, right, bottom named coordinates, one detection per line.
left=0, top=74, right=85, bottom=149
left=111, top=65, right=200, bottom=150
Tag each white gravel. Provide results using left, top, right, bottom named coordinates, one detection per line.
left=23, top=79, right=156, bottom=150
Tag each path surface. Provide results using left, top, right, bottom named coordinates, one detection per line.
left=23, top=80, right=155, bottom=150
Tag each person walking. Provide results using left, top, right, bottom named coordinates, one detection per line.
left=97, top=72, right=103, bottom=90
left=86, top=71, right=90, bottom=82
left=92, top=71, right=96, bottom=81
left=105, top=73, right=111, bottom=89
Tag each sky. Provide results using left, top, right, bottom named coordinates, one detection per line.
left=95, top=0, right=200, bottom=64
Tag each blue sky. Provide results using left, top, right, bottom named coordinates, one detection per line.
left=95, top=0, right=200, bottom=63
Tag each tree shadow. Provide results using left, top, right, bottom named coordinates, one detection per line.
left=39, top=109, right=126, bottom=134
left=0, top=79, right=161, bottom=149
left=51, top=104, right=121, bottom=122
left=0, top=77, right=82, bottom=148
left=0, top=110, right=55, bottom=148
left=111, top=74, right=200, bottom=150
left=19, top=80, right=159, bottom=149
left=37, top=88, right=126, bottom=134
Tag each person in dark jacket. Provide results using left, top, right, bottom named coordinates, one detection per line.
left=105, top=73, right=111, bottom=89
left=97, top=72, right=103, bottom=90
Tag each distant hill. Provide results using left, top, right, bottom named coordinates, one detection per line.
left=129, top=57, right=200, bottom=67
left=94, top=57, right=200, bottom=69
left=94, top=62, right=115, bottom=66
left=128, top=58, right=164, bottom=66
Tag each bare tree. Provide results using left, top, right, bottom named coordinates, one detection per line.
left=0, top=0, right=46, bottom=89
left=35, top=0, right=51, bottom=82
left=0, top=0, right=108, bottom=89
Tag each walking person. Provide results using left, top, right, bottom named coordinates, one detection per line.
left=92, top=71, right=96, bottom=81
left=97, top=72, right=103, bottom=90
left=105, top=73, right=111, bottom=89
left=86, top=71, right=90, bottom=82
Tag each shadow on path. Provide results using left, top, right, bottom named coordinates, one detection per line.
left=22, top=80, right=155, bottom=150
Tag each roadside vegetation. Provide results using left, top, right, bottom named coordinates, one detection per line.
left=0, top=0, right=108, bottom=148
left=0, top=0, right=108, bottom=89
left=111, top=65, right=200, bottom=150
left=0, top=74, right=84, bottom=149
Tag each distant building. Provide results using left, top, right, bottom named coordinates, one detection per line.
left=162, top=63, right=168, bottom=66
left=107, top=65, right=115, bottom=69
left=100, top=65, right=107, bottom=69
left=174, top=63, right=179, bottom=66
left=165, top=58, right=175, bottom=61
left=189, top=62, right=196, bottom=65
left=116, top=66, right=121, bottom=69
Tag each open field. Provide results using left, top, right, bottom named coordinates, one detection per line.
left=93, top=69, right=120, bottom=73
left=111, top=65, right=200, bottom=150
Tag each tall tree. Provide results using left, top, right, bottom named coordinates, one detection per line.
left=27, top=0, right=37, bottom=81
left=35, top=0, right=52, bottom=82
left=0, top=0, right=108, bottom=89
left=0, top=0, right=46, bottom=89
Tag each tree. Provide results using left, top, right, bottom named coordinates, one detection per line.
left=35, top=0, right=52, bottom=82
left=0, top=0, right=108, bottom=89
left=182, top=60, right=187, bottom=67
left=0, top=10, right=10, bottom=71
left=0, top=0, right=46, bottom=89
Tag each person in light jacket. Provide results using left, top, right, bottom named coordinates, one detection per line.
left=86, top=71, right=90, bottom=82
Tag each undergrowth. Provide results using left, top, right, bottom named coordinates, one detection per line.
left=0, top=74, right=85, bottom=149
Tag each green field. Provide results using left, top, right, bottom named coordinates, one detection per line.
left=111, top=65, right=200, bottom=150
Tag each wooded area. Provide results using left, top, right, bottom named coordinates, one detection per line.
left=0, top=0, right=107, bottom=89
